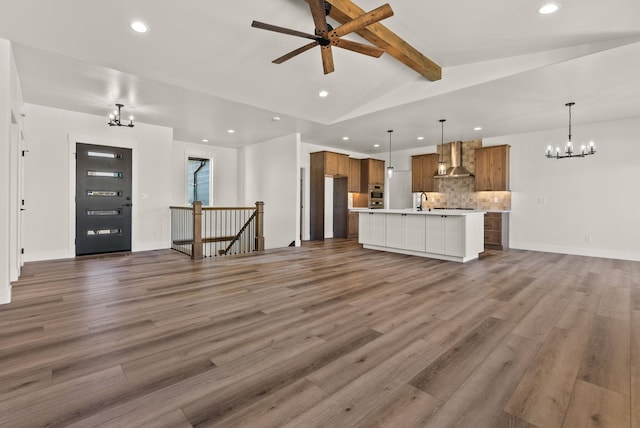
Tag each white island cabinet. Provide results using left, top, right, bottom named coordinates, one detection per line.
left=358, top=211, right=386, bottom=246
left=352, top=209, right=485, bottom=263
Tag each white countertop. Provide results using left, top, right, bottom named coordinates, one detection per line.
left=351, top=208, right=486, bottom=216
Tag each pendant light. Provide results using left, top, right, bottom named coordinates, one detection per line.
left=107, top=103, right=135, bottom=128
left=387, top=129, right=394, bottom=178
left=545, top=102, right=596, bottom=159
left=438, top=119, right=447, bottom=175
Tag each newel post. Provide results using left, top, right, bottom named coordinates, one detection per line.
left=255, top=201, right=265, bottom=251
left=192, top=201, right=203, bottom=259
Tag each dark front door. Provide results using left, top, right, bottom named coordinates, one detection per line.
left=76, top=143, right=132, bottom=256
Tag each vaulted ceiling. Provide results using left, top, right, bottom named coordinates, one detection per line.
left=1, top=0, right=640, bottom=154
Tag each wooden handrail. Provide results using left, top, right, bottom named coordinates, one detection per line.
left=169, top=206, right=256, bottom=211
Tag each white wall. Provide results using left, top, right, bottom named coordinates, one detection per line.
left=23, top=104, right=174, bottom=261
left=485, top=115, right=640, bottom=261
left=243, top=133, right=300, bottom=249
left=386, top=145, right=439, bottom=209
left=0, top=39, right=24, bottom=303
left=0, top=40, right=11, bottom=302
left=171, top=140, right=239, bottom=206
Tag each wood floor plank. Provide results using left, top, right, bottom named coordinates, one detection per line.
left=281, top=338, right=435, bottom=428
left=423, top=334, right=540, bottom=428
left=511, top=293, right=570, bottom=343
left=206, top=379, right=328, bottom=428
left=353, top=384, right=441, bottom=428
left=632, top=364, right=640, bottom=428
left=633, top=310, right=640, bottom=368
left=493, top=411, right=539, bottom=428
left=409, top=316, right=510, bottom=401
left=561, top=380, right=630, bottom=428
left=1, top=240, right=637, bottom=427
left=596, top=267, right=631, bottom=321
left=577, top=315, right=630, bottom=395
left=505, top=327, right=590, bottom=428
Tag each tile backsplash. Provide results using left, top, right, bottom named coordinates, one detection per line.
left=417, top=139, right=511, bottom=211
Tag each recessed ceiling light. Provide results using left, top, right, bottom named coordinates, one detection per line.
left=374, top=144, right=380, bottom=148
left=318, top=90, right=329, bottom=98
left=130, top=21, right=148, bottom=33
left=538, top=3, right=560, bottom=14
left=272, top=116, right=281, bottom=121
left=202, top=139, right=209, bottom=143
left=474, top=126, right=483, bottom=131
left=342, top=136, right=349, bottom=141
left=227, top=129, right=235, bottom=134
left=417, top=136, right=425, bottom=141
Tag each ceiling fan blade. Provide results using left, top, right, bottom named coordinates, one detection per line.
left=251, top=21, right=322, bottom=42
left=333, top=39, right=385, bottom=58
left=307, top=0, right=329, bottom=36
left=321, top=45, right=335, bottom=74
left=273, top=41, right=318, bottom=64
left=331, top=4, right=394, bottom=38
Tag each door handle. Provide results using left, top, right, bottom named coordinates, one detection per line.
left=122, top=203, right=132, bottom=207
left=20, top=208, right=26, bottom=211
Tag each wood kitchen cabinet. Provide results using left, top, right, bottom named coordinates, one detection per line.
left=484, top=212, right=509, bottom=250
left=348, top=211, right=359, bottom=238
left=411, top=153, right=440, bottom=192
left=323, top=151, right=349, bottom=177
left=360, top=158, right=385, bottom=190
left=475, top=145, right=510, bottom=191
left=348, top=158, right=361, bottom=192
left=310, top=151, right=349, bottom=240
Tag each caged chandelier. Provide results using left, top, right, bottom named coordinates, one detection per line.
left=107, top=103, right=135, bottom=128
left=545, top=102, right=595, bottom=159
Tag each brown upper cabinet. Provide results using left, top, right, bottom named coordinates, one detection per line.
left=348, top=158, right=361, bottom=192
left=360, top=158, right=385, bottom=191
left=475, top=145, right=510, bottom=191
left=411, top=153, right=440, bottom=192
left=321, top=151, right=349, bottom=177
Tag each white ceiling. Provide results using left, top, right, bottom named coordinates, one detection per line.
left=1, top=0, right=640, bottom=154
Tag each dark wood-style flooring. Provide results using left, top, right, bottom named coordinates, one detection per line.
left=1, top=239, right=638, bottom=427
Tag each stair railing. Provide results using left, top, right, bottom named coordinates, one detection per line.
left=170, top=201, right=264, bottom=259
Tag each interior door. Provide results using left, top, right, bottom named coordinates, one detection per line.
left=75, top=143, right=132, bottom=256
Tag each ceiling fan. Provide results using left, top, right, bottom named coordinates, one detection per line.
left=251, top=0, right=394, bottom=74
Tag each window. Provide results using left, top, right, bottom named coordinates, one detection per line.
left=187, top=157, right=211, bottom=206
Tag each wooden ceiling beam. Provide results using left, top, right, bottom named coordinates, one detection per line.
left=326, top=0, right=442, bottom=81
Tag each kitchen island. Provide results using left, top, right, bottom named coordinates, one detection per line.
left=352, top=208, right=486, bottom=263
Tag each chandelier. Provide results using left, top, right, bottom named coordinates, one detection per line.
left=108, top=103, right=135, bottom=128
left=545, top=102, right=595, bottom=159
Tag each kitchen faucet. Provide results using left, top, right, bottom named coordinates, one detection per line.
left=418, top=192, right=428, bottom=211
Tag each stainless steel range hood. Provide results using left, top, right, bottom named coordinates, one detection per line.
left=434, top=141, right=474, bottom=178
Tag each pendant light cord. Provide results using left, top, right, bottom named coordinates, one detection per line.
left=388, top=129, right=393, bottom=166
left=439, top=119, right=446, bottom=162
left=566, top=102, right=574, bottom=143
